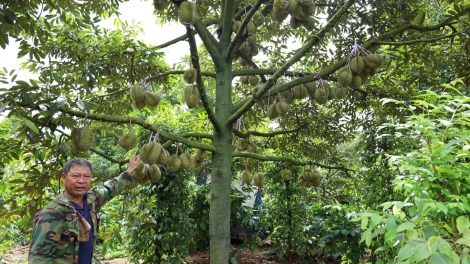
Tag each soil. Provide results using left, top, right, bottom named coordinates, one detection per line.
left=1, top=241, right=338, bottom=264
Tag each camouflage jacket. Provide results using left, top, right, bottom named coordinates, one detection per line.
left=28, top=171, right=137, bottom=264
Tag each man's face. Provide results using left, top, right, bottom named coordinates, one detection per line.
left=61, top=165, right=92, bottom=200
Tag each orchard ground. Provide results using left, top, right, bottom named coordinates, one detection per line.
left=2, top=241, right=342, bottom=263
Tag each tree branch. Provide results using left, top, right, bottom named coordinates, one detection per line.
left=375, top=30, right=466, bottom=45
left=192, top=20, right=223, bottom=71
left=224, top=0, right=263, bottom=62
left=155, top=18, right=219, bottom=49
left=233, top=151, right=355, bottom=171
left=227, top=0, right=356, bottom=124
left=186, top=26, right=222, bottom=133
left=57, top=106, right=216, bottom=151
left=233, top=127, right=302, bottom=138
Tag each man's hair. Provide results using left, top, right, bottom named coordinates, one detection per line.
left=63, top=158, right=93, bottom=175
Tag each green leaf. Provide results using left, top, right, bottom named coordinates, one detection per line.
left=455, top=237, right=470, bottom=247
left=397, top=243, right=415, bottom=261
left=23, top=119, right=40, bottom=134
left=370, top=214, right=383, bottom=228
left=361, top=216, right=369, bottom=229
left=457, top=216, right=470, bottom=234
left=396, top=222, right=416, bottom=233
left=428, top=252, right=453, bottom=264
left=412, top=10, right=426, bottom=26
left=386, top=217, right=396, bottom=230
left=361, top=229, right=372, bottom=247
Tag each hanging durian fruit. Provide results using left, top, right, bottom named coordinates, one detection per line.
left=143, top=92, right=161, bottom=108
left=183, top=68, right=197, bottom=84
left=253, top=172, right=265, bottom=187
left=71, top=124, right=94, bottom=152
left=178, top=1, right=197, bottom=25
left=180, top=152, right=191, bottom=169
left=167, top=155, right=182, bottom=171
left=281, top=169, right=292, bottom=181
left=148, top=164, right=162, bottom=183
left=184, top=85, right=200, bottom=109
left=118, top=123, right=138, bottom=151
left=139, top=141, right=162, bottom=164
left=241, top=169, right=253, bottom=185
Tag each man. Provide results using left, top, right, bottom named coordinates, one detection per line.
left=28, top=154, right=144, bottom=264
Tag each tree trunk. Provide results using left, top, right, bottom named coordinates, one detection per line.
left=209, top=67, right=233, bottom=263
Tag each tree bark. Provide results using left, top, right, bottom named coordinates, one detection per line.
left=209, top=66, right=234, bottom=263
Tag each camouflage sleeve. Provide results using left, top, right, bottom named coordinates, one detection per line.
left=93, top=171, right=137, bottom=209
left=28, top=208, right=63, bottom=263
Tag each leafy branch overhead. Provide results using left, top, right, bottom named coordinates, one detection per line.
left=1, top=0, right=470, bottom=262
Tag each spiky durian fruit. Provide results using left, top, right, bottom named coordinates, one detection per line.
left=184, top=85, right=200, bottom=109
left=156, top=148, right=170, bottom=165
left=249, top=75, right=260, bottom=86
left=267, top=103, right=279, bottom=119
left=139, top=142, right=162, bottom=164
left=241, top=169, right=253, bottom=185
left=301, top=16, right=315, bottom=31
left=337, top=67, right=353, bottom=87
left=253, top=172, right=265, bottom=187
left=132, top=99, right=146, bottom=110
left=178, top=1, right=197, bottom=25
left=365, top=54, right=383, bottom=69
left=143, top=92, right=160, bottom=108
left=148, top=164, right=161, bottom=183
left=179, top=152, right=191, bottom=169
left=240, top=76, right=249, bottom=85
left=350, top=74, right=363, bottom=89
left=132, top=161, right=148, bottom=179
left=195, top=149, right=208, bottom=162
left=281, top=169, right=292, bottom=181
left=167, top=155, right=182, bottom=171
left=293, top=85, right=307, bottom=99
left=290, top=16, right=302, bottom=29
left=191, top=153, right=203, bottom=168
left=71, top=125, right=94, bottom=152
left=153, top=0, right=169, bottom=10
left=118, top=127, right=138, bottom=151
left=275, top=101, right=289, bottom=115
left=297, top=176, right=307, bottom=186
left=335, top=86, right=346, bottom=99
left=130, top=84, right=145, bottom=102
left=184, top=68, right=197, bottom=84
left=270, top=139, right=278, bottom=149
left=349, top=56, right=365, bottom=74
left=312, top=171, right=322, bottom=187
left=245, top=141, right=258, bottom=153
left=252, top=11, right=265, bottom=27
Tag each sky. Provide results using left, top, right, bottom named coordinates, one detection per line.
left=0, top=0, right=192, bottom=80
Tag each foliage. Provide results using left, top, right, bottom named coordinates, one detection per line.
left=305, top=204, right=365, bottom=263
left=259, top=162, right=308, bottom=259
left=1, top=0, right=470, bottom=262
left=124, top=168, right=196, bottom=263
left=355, top=85, right=470, bottom=263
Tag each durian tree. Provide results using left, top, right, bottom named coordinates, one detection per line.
left=1, top=0, right=470, bottom=262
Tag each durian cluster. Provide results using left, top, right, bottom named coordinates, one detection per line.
left=253, top=80, right=346, bottom=120
left=239, top=169, right=265, bottom=187
left=240, top=75, right=260, bottom=87
left=272, top=0, right=315, bottom=30
left=71, top=125, right=94, bottom=152
left=136, top=138, right=208, bottom=178
left=233, top=11, right=264, bottom=65
left=234, top=138, right=258, bottom=154
left=298, top=167, right=321, bottom=188
left=129, top=84, right=161, bottom=110
left=337, top=53, right=383, bottom=90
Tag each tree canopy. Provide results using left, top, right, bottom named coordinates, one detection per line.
left=1, top=0, right=470, bottom=262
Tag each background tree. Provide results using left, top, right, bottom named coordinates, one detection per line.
left=1, top=0, right=470, bottom=262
